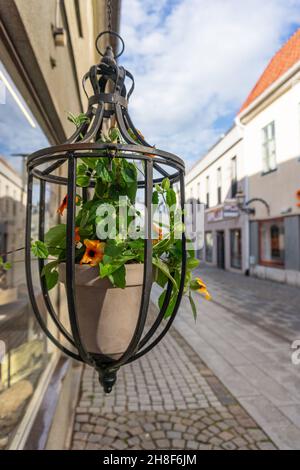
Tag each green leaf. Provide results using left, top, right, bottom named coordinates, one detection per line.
left=46, top=270, right=59, bottom=290
left=121, top=162, right=137, bottom=183
left=162, top=177, right=170, bottom=191
left=45, top=224, right=66, bottom=249
left=104, top=239, right=124, bottom=257
left=152, top=190, right=159, bottom=205
left=41, top=260, right=59, bottom=276
left=79, top=210, right=89, bottom=229
left=3, top=262, right=12, bottom=271
left=80, top=157, right=96, bottom=170
left=166, top=188, right=177, bottom=208
left=158, top=290, right=177, bottom=319
left=152, top=257, right=178, bottom=292
left=76, top=175, right=90, bottom=187
left=95, top=160, right=112, bottom=182
left=109, top=264, right=126, bottom=288
left=108, top=127, right=120, bottom=142
left=41, top=260, right=60, bottom=291
left=154, top=266, right=168, bottom=288
left=189, top=291, right=197, bottom=321
left=31, top=240, right=49, bottom=259
left=190, top=279, right=201, bottom=291
left=77, top=163, right=88, bottom=175
left=67, top=112, right=89, bottom=128
left=186, top=257, right=200, bottom=270
left=126, top=182, right=138, bottom=203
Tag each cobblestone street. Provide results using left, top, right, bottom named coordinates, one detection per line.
left=71, top=331, right=275, bottom=450
left=70, top=267, right=300, bottom=450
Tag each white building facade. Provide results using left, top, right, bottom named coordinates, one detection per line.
left=186, top=29, right=300, bottom=286
left=237, top=57, right=300, bottom=286
left=185, top=125, right=249, bottom=273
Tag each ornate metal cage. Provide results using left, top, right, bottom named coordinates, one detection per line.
left=25, top=32, right=186, bottom=392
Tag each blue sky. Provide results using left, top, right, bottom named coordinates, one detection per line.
left=120, top=0, right=300, bottom=168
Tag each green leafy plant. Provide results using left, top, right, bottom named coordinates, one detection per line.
left=31, top=116, right=211, bottom=320
left=0, top=256, right=12, bottom=271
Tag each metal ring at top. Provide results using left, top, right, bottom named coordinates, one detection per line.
left=95, top=31, right=125, bottom=58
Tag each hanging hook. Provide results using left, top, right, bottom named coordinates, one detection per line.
left=95, top=31, right=125, bottom=58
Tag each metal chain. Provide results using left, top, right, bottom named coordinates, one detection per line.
left=107, top=0, right=112, bottom=32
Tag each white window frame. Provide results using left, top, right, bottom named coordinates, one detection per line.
left=262, top=121, right=277, bottom=173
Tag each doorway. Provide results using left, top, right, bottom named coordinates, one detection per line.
left=217, top=231, right=225, bottom=269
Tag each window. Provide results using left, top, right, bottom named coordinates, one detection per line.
left=5, top=185, right=9, bottom=213
left=262, top=121, right=276, bottom=173
left=13, top=190, right=17, bottom=216
left=197, top=182, right=200, bottom=203
left=205, top=231, right=213, bottom=262
left=231, top=156, right=237, bottom=198
left=190, top=186, right=193, bottom=201
left=259, top=218, right=284, bottom=266
left=230, top=229, right=242, bottom=269
left=217, top=167, right=222, bottom=204
left=0, top=62, right=52, bottom=448
left=206, top=176, right=210, bottom=209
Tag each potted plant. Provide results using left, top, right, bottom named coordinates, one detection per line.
left=31, top=116, right=211, bottom=359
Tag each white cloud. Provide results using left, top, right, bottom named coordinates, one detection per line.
left=120, top=0, right=300, bottom=167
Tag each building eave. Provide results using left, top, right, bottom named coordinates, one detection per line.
left=238, top=59, right=300, bottom=124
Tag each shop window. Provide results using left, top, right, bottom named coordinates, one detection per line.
left=230, top=229, right=242, bottom=269
left=205, top=231, right=213, bottom=262
left=0, top=61, right=54, bottom=448
left=259, top=219, right=284, bottom=266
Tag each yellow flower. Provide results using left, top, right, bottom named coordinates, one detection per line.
left=80, top=239, right=105, bottom=266
left=196, top=277, right=211, bottom=300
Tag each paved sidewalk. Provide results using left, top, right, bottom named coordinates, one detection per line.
left=71, top=325, right=275, bottom=450
left=174, top=266, right=300, bottom=450
left=199, top=265, right=300, bottom=340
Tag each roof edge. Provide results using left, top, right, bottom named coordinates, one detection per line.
left=238, top=59, right=300, bottom=120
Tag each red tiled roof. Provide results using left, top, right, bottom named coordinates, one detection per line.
left=238, top=28, right=300, bottom=114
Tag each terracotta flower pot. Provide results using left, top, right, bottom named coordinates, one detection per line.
left=58, top=263, right=144, bottom=359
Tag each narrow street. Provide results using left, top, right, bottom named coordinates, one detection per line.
left=70, top=267, right=300, bottom=450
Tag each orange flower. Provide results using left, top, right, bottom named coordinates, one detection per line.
left=80, top=239, right=105, bottom=266
left=196, top=277, right=211, bottom=300
left=152, top=223, right=163, bottom=244
left=57, top=194, right=80, bottom=216
left=57, top=195, right=68, bottom=215
left=75, top=227, right=80, bottom=243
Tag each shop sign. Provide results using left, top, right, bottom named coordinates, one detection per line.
left=207, top=208, right=223, bottom=222
left=223, top=200, right=239, bottom=218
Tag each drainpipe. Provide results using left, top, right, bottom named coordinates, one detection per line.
left=235, top=115, right=250, bottom=275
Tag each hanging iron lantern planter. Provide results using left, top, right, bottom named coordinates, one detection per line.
left=25, top=32, right=209, bottom=393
